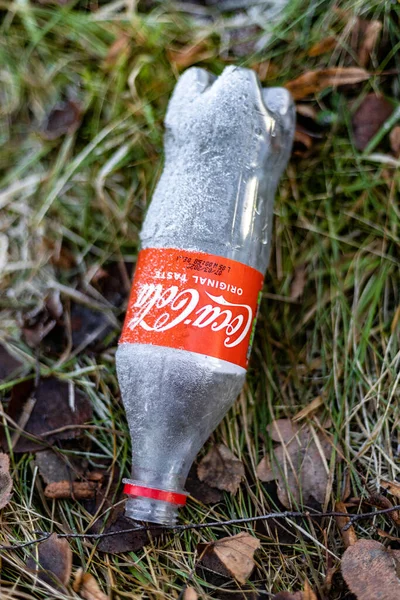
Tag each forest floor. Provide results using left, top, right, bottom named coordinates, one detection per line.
left=0, top=0, right=399, bottom=598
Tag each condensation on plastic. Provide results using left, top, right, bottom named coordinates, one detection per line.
left=117, top=66, right=295, bottom=525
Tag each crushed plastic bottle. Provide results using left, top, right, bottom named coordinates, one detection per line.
left=117, top=66, right=295, bottom=526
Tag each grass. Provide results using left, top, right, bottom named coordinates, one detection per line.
left=0, top=0, right=400, bottom=598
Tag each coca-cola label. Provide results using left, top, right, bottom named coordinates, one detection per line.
left=119, top=248, right=264, bottom=368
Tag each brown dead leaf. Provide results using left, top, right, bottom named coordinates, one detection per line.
left=308, top=36, right=337, bottom=57
left=303, top=582, right=317, bottom=600
left=96, top=515, right=164, bottom=554
left=273, top=594, right=303, bottom=600
left=103, top=33, right=130, bottom=68
left=0, top=453, right=13, bottom=509
left=352, top=94, right=393, bottom=151
left=380, top=479, right=400, bottom=500
left=26, top=533, right=72, bottom=590
left=0, top=345, right=22, bottom=382
left=266, top=419, right=300, bottom=443
left=73, top=569, right=108, bottom=600
left=42, top=99, right=82, bottom=140
left=341, top=539, right=400, bottom=600
left=183, top=587, right=198, bottom=600
left=358, top=20, right=382, bottom=67
left=367, top=492, right=400, bottom=525
left=258, top=420, right=340, bottom=508
left=285, top=67, right=369, bottom=100
left=335, top=501, right=357, bottom=548
left=34, top=450, right=73, bottom=484
left=197, top=444, right=244, bottom=494
left=389, top=126, right=400, bottom=156
left=22, top=291, right=63, bottom=348
left=199, top=533, right=260, bottom=585
left=1, top=377, right=92, bottom=452
left=44, top=480, right=101, bottom=499
left=290, top=265, right=307, bottom=299
left=185, top=465, right=223, bottom=505
left=167, top=41, right=210, bottom=69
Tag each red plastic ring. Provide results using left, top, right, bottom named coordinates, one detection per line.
left=123, top=483, right=187, bottom=506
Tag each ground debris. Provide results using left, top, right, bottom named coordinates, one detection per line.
left=335, top=501, right=357, bottom=548
left=198, top=532, right=260, bottom=585
left=352, top=93, right=393, bottom=151
left=0, top=453, right=13, bottom=510
left=41, top=99, right=82, bottom=140
left=21, top=290, right=63, bottom=348
left=285, top=67, right=369, bottom=100
left=257, top=419, right=340, bottom=508
left=1, top=377, right=92, bottom=452
left=44, top=479, right=101, bottom=499
left=341, top=539, right=400, bottom=599
left=0, top=345, right=22, bottom=382
left=197, top=444, right=245, bottom=494
left=73, top=568, right=108, bottom=600
left=26, top=533, right=72, bottom=591
left=97, top=514, right=164, bottom=554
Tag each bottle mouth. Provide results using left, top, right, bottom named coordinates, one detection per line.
left=123, top=479, right=188, bottom=526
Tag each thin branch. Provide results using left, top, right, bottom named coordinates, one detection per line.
left=2, top=505, right=399, bottom=552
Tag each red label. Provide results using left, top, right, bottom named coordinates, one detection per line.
left=119, top=248, right=264, bottom=368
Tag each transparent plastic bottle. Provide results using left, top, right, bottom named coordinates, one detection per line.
left=117, top=66, right=295, bottom=526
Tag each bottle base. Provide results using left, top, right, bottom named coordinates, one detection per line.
left=125, top=496, right=179, bottom=527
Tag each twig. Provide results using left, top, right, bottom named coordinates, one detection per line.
left=2, top=505, right=399, bottom=552
left=0, top=533, right=51, bottom=551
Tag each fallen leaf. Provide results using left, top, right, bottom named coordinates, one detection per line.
left=273, top=594, right=303, bottom=600
left=258, top=420, right=340, bottom=508
left=44, top=480, right=101, bottom=499
left=73, top=569, right=108, bottom=600
left=367, top=492, right=400, bottom=525
left=199, top=533, right=260, bottom=585
left=185, top=465, right=223, bottom=505
left=70, top=303, right=113, bottom=351
left=26, top=533, right=72, bottom=590
left=389, top=126, right=400, bottom=156
left=341, top=539, right=400, bottom=600
left=293, top=396, right=324, bottom=422
left=167, top=41, right=210, bottom=69
left=22, top=291, right=63, bottom=348
left=358, top=20, right=382, bottom=67
left=183, top=587, right=198, bottom=600
left=308, top=36, right=337, bottom=57
left=285, top=67, right=369, bottom=100
left=335, top=501, right=357, bottom=548
left=34, top=450, right=74, bottom=484
left=266, top=419, right=299, bottom=443
left=42, top=99, right=82, bottom=140
left=303, top=581, right=318, bottom=600
left=103, top=33, right=131, bottom=68
left=2, top=377, right=92, bottom=452
left=197, top=444, right=244, bottom=494
left=352, top=94, right=393, bottom=151
left=380, top=478, right=400, bottom=500
left=0, top=345, right=22, bottom=382
left=290, top=265, right=307, bottom=299
left=97, top=515, right=163, bottom=554
left=0, top=453, right=13, bottom=509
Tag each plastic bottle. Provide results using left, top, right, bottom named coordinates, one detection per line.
left=117, top=66, right=295, bottom=525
